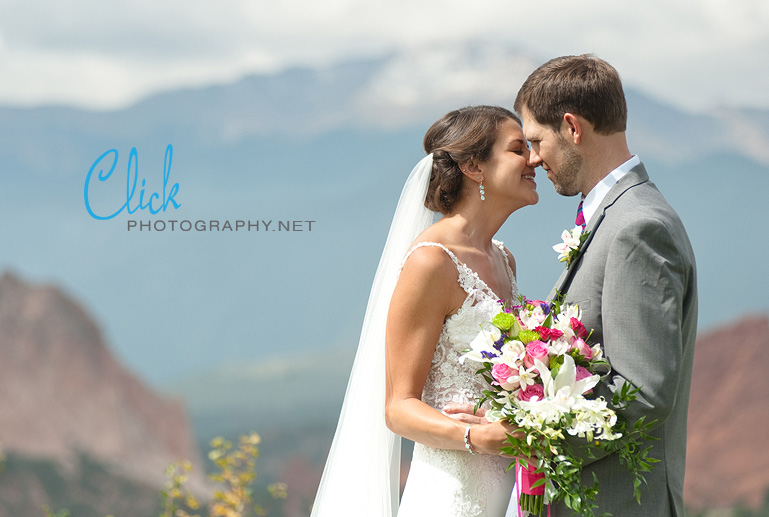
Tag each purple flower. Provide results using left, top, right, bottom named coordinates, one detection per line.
left=481, top=350, right=499, bottom=360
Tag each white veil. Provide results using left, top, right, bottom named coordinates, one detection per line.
left=310, top=154, right=436, bottom=516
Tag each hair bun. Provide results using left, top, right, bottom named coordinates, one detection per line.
left=422, top=106, right=519, bottom=214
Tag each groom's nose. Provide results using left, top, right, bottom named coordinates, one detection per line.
left=527, top=147, right=542, bottom=168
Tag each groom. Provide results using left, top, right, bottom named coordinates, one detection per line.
left=450, top=55, right=697, bottom=516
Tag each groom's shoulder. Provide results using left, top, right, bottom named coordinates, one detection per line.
left=606, top=178, right=695, bottom=257
left=612, top=167, right=681, bottom=223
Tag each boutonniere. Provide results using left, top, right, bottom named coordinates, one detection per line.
left=553, top=226, right=591, bottom=268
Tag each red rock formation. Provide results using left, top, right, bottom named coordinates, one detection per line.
left=685, top=313, right=769, bottom=511
left=0, top=271, right=204, bottom=490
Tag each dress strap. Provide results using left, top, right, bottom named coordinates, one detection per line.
left=401, top=241, right=486, bottom=297
left=401, top=241, right=461, bottom=270
left=492, top=239, right=515, bottom=284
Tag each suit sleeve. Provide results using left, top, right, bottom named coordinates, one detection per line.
left=572, top=215, right=691, bottom=465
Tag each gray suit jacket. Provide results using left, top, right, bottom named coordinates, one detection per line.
left=547, top=163, right=698, bottom=516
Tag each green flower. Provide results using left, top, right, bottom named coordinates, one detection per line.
left=518, top=329, right=540, bottom=344
left=492, top=312, right=516, bottom=331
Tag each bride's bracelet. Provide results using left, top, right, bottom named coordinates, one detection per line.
left=463, top=424, right=477, bottom=455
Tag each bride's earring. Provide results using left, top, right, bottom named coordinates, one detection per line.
left=463, top=167, right=486, bottom=201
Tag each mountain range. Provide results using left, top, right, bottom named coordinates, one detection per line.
left=0, top=42, right=766, bottom=394
left=0, top=272, right=205, bottom=516
left=685, top=313, right=769, bottom=512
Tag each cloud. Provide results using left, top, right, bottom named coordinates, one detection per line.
left=0, top=0, right=767, bottom=110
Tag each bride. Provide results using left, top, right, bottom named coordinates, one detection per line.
left=311, top=105, right=538, bottom=516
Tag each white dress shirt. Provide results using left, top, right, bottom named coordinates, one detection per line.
left=581, top=155, right=640, bottom=225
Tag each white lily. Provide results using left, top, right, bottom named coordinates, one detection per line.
left=535, top=354, right=599, bottom=404
left=459, top=324, right=502, bottom=364
left=517, top=365, right=539, bottom=388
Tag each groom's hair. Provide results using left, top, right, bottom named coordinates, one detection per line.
left=514, top=54, right=627, bottom=135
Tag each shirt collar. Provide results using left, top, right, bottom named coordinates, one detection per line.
left=581, top=155, right=640, bottom=225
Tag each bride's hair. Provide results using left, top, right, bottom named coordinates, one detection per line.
left=423, top=105, right=520, bottom=214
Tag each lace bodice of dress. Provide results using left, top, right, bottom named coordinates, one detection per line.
left=401, top=240, right=519, bottom=410
left=397, top=240, right=519, bottom=517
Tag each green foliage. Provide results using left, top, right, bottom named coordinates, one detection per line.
left=499, top=384, right=658, bottom=517
left=160, top=432, right=287, bottom=517
left=159, top=461, right=200, bottom=517
left=35, top=432, right=286, bottom=517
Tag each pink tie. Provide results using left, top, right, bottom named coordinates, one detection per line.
left=575, top=200, right=586, bottom=230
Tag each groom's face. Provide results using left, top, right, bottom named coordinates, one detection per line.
left=521, top=110, right=583, bottom=197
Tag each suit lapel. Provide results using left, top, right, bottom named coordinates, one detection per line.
left=550, top=163, right=650, bottom=300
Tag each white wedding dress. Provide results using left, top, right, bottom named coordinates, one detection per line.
left=397, top=240, right=519, bottom=517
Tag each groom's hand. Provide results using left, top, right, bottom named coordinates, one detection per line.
left=443, top=403, right=489, bottom=424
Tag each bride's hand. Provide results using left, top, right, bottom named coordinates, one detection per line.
left=444, top=404, right=538, bottom=462
left=443, top=403, right=488, bottom=424
left=469, top=419, right=525, bottom=457
left=443, top=404, right=529, bottom=458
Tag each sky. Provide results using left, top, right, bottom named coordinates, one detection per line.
left=1, top=0, right=768, bottom=112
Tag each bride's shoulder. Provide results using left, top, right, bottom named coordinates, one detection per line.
left=401, top=241, right=458, bottom=275
left=394, top=243, right=463, bottom=309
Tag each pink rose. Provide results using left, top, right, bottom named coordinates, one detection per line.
left=518, top=383, right=545, bottom=402
left=575, top=365, right=592, bottom=381
left=570, top=317, right=589, bottom=339
left=491, top=363, right=515, bottom=385
left=524, top=340, right=549, bottom=369
left=571, top=338, right=593, bottom=360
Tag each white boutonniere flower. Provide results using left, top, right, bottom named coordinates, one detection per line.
left=553, top=226, right=590, bottom=268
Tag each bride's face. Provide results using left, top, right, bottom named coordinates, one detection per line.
left=478, top=118, right=539, bottom=209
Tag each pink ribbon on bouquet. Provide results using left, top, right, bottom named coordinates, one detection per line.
left=516, top=461, right=550, bottom=517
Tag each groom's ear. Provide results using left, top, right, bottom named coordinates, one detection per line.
left=562, top=113, right=583, bottom=144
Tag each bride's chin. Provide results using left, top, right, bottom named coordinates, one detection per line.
left=519, top=193, right=539, bottom=208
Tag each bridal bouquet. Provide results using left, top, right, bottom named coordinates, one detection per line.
left=459, top=297, right=657, bottom=516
